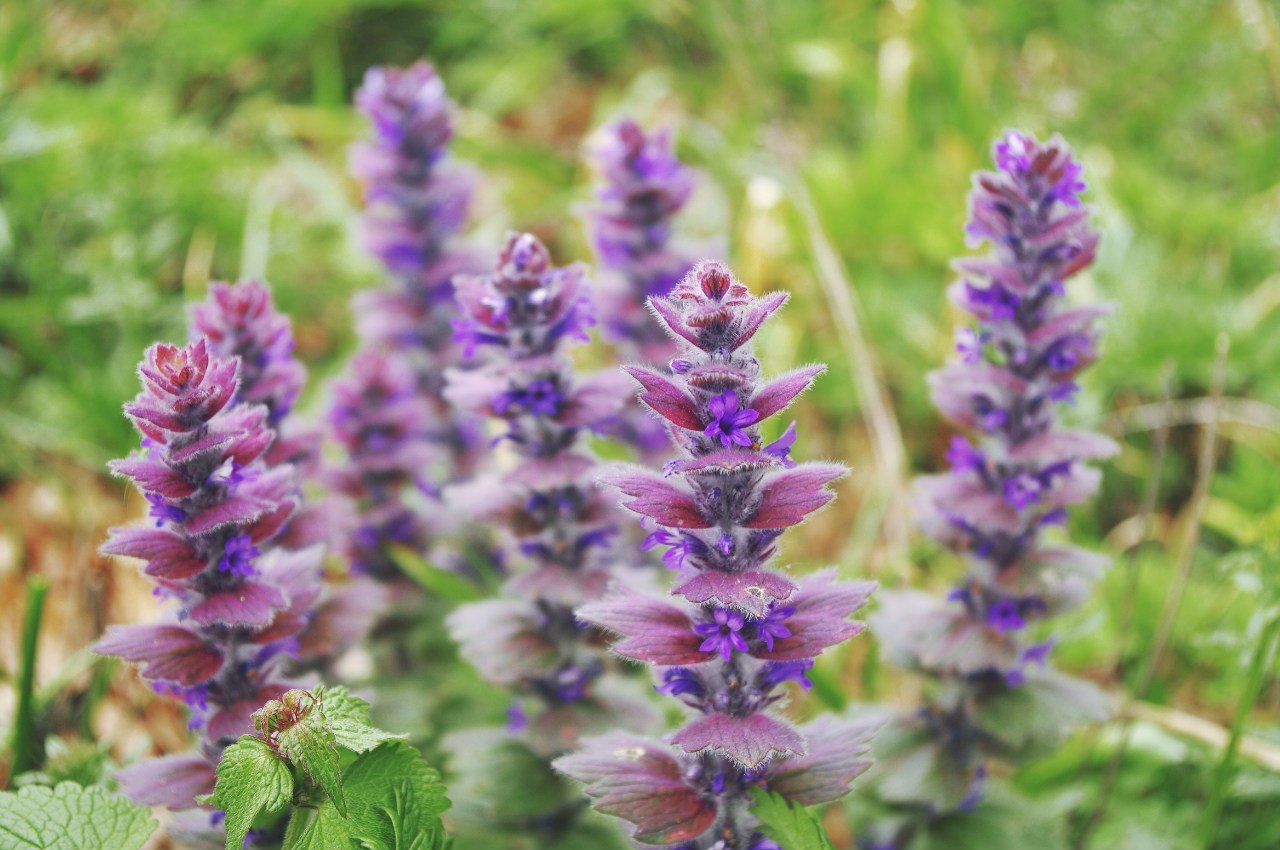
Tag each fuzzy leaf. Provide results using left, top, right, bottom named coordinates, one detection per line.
left=0, top=782, right=157, bottom=850
left=277, top=709, right=346, bottom=817
left=207, top=737, right=294, bottom=850
left=340, top=741, right=451, bottom=850
left=319, top=686, right=406, bottom=754
left=286, top=801, right=352, bottom=850
left=749, top=788, right=835, bottom=850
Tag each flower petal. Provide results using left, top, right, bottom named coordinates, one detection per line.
left=94, top=624, right=224, bottom=686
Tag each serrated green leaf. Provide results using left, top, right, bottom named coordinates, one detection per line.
left=286, top=800, right=354, bottom=850
left=320, top=686, right=406, bottom=755
left=278, top=708, right=347, bottom=817
left=0, top=781, right=156, bottom=850
left=749, top=788, right=835, bottom=850
left=341, top=741, right=451, bottom=850
left=209, top=737, right=295, bottom=850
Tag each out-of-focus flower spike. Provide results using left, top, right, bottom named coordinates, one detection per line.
left=865, top=130, right=1114, bottom=830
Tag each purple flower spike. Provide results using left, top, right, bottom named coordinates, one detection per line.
left=560, top=262, right=876, bottom=848
left=190, top=280, right=304, bottom=429
left=97, top=336, right=324, bottom=819
left=868, top=130, right=1116, bottom=827
left=325, top=349, right=434, bottom=581
left=585, top=119, right=703, bottom=459
left=445, top=232, right=641, bottom=758
left=329, top=61, right=488, bottom=591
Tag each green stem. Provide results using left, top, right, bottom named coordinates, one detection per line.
left=7, top=576, right=49, bottom=784
left=80, top=657, right=116, bottom=740
left=1197, top=611, right=1280, bottom=849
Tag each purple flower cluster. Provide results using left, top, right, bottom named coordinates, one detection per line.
left=587, top=119, right=697, bottom=361
left=555, top=262, right=877, bottom=849
left=326, top=349, right=435, bottom=580
left=866, top=131, right=1115, bottom=835
left=189, top=280, right=378, bottom=665
left=190, top=281, right=304, bottom=431
left=349, top=60, right=477, bottom=377
left=328, top=61, right=484, bottom=584
left=94, top=338, right=322, bottom=812
left=587, top=120, right=699, bottom=458
left=444, top=233, right=641, bottom=754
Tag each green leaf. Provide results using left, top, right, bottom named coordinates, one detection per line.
left=749, top=788, right=835, bottom=850
left=208, top=737, right=295, bottom=850
left=278, top=707, right=347, bottom=817
left=388, top=546, right=483, bottom=603
left=286, top=800, right=354, bottom=850
left=319, top=686, right=406, bottom=755
left=341, top=741, right=451, bottom=850
left=0, top=781, right=157, bottom=850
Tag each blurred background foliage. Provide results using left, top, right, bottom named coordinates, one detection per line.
left=0, top=0, right=1278, bottom=848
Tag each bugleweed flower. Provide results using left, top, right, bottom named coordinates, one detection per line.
left=587, top=119, right=697, bottom=362
left=329, top=61, right=485, bottom=584
left=349, top=61, right=480, bottom=444
left=190, top=280, right=304, bottom=432
left=190, top=281, right=319, bottom=529
left=863, top=131, right=1115, bottom=845
left=444, top=233, right=645, bottom=754
left=191, top=279, right=378, bottom=659
left=94, top=340, right=322, bottom=815
left=326, top=349, right=436, bottom=581
left=555, top=262, right=877, bottom=849
left=586, top=120, right=699, bottom=458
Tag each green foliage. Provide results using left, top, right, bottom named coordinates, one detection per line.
left=750, top=788, right=835, bottom=850
left=278, top=700, right=348, bottom=817
left=319, top=686, right=407, bottom=755
left=6, top=577, right=48, bottom=781
left=206, top=686, right=449, bottom=850
left=0, top=781, right=156, bottom=850
left=390, top=546, right=486, bottom=604
left=207, top=737, right=295, bottom=850
left=3, top=1, right=1278, bottom=848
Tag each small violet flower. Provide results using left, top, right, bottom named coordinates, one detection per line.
left=694, top=608, right=750, bottom=662
left=703, top=391, right=760, bottom=448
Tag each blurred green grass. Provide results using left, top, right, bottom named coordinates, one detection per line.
left=1, top=1, right=1277, bottom=847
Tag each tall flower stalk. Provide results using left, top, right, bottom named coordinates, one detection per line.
left=555, top=262, right=876, bottom=850
left=862, top=131, right=1115, bottom=848
left=586, top=119, right=698, bottom=458
left=329, top=60, right=483, bottom=585
left=444, top=232, right=647, bottom=756
left=190, top=281, right=319, bottom=532
left=190, top=279, right=376, bottom=663
left=94, top=336, right=321, bottom=820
